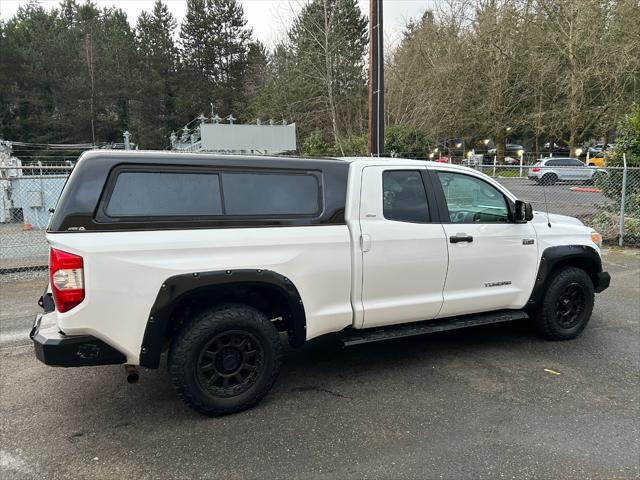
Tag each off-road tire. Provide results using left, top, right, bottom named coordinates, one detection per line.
left=533, top=267, right=594, bottom=340
left=168, top=303, right=282, bottom=416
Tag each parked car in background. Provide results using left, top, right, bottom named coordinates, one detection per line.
left=481, top=155, right=522, bottom=166
left=504, top=156, right=521, bottom=165
left=462, top=154, right=484, bottom=168
left=527, top=157, right=607, bottom=185
left=586, top=152, right=607, bottom=167
left=543, top=142, right=575, bottom=157
left=588, top=144, right=615, bottom=156
left=487, top=143, right=524, bottom=156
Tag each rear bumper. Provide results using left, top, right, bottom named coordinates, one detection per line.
left=595, top=271, right=611, bottom=293
left=30, top=313, right=126, bottom=367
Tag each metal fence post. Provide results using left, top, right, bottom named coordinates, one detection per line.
left=619, top=153, right=627, bottom=247
left=519, top=154, right=523, bottom=177
left=492, top=155, right=497, bottom=177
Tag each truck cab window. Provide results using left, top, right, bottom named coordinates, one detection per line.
left=437, top=172, right=509, bottom=223
left=382, top=170, right=430, bottom=223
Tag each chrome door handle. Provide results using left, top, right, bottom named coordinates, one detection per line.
left=449, top=234, right=473, bottom=243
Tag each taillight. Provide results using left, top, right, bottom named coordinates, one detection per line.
left=532, top=167, right=541, bottom=172
left=49, top=248, right=84, bottom=313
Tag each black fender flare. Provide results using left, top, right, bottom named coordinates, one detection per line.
left=526, top=244, right=608, bottom=311
left=139, top=269, right=306, bottom=369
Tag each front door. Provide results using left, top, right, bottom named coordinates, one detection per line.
left=431, top=169, right=539, bottom=318
left=359, top=166, right=449, bottom=328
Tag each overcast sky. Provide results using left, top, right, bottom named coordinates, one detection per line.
left=0, top=0, right=431, bottom=47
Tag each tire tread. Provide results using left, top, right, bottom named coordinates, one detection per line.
left=534, top=267, right=594, bottom=340
left=168, top=303, right=282, bottom=416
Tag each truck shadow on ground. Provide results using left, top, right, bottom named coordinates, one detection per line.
left=8, top=317, right=597, bottom=452
left=138, top=319, right=541, bottom=416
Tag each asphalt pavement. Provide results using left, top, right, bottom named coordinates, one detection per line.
left=1, top=249, right=639, bottom=479
left=496, top=177, right=610, bottom=219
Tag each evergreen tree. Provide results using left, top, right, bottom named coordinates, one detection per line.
left=1, top=3, right=69, bottom=142
left=243, top=41, right=269, bottom=119
left=255, top=0, right=368, bottom=149
left=134, top=0, right=179, bottom=148
left=179, top=0, right=252, bottom=118
left=94, top=7, right=137, bottom=141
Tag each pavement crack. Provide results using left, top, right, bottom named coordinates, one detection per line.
left=68, top=431, right=84, bottom=443
left=290, top=385, right=352, bottom=399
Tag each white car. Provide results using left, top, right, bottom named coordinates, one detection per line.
left=528, top=157, right=607, bottom=184
left=31, top=151, right=610, bottom=416
left=588, top=144, right=615, bottom=155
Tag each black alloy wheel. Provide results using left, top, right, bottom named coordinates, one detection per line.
left=555, top=283, right=586, bottom=329
left=169, top=304, right=282, bottom=416
left=196, top=330, right=264, bottom=397
left=533, top=266, right=595, bottom=340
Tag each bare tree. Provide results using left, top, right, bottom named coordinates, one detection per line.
left=535, top=0, right=640, bottom=154
left=385, top=0, right=640, bottom=158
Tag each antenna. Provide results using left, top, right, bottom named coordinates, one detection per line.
left=541, top=175, right=552, bottom=228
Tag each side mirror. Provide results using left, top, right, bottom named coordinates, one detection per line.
left=515, top=200, right=533, bottom=223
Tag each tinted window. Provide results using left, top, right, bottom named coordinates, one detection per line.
left=437, top=172, right=509, bottom=223
left=106, top=172, right=222, bottom=217
left=550, top=158, right=582, bottom=167
left=222, top=172, right=319, bottom=216
left=383, top=170, right=429, bottom=223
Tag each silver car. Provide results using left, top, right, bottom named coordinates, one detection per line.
left=527, top=157, right=606, bottom=185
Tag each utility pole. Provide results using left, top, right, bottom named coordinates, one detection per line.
left=368, top=0, right=384, bottom=157
left=84, top=34, right=96, bottom=146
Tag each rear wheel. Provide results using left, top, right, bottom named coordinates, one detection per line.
left=540, top=173, right=558, bottom=185
left=533, top=267, right=594, bottom=340
left=168, top=304, right=282, bottom=416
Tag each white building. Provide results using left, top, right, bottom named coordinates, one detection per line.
left=171, top=117, right=297, bottom=155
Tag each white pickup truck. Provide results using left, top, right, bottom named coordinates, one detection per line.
left=31, top=151, right=610, bottom=416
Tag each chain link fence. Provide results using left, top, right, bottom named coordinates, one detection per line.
left=1, top=163, right=73, bottom=272
left=477, top=163, right=640, bottom=247
left=1, top=160, right=638, bottom=273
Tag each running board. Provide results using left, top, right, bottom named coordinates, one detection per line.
left=341, top=310, right=528, bottom=347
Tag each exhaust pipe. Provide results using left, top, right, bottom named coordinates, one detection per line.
left=124, top=364, right=139, bottom=384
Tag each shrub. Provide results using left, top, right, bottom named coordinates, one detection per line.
left=302, top=130, right=333, bottom=156
left=341, top=134, right=367, bottom=156
left=384, top=125, right=433, bottom=159
left=597, top=103, right=640, bottom=203
left=589, top=104, right=640, bottom=245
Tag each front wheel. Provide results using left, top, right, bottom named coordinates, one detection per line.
left=168, top=304, right=282, bottom=416
left=591, top=171, right=607, bottom=184
left=533, top=267, right=595, bottom=340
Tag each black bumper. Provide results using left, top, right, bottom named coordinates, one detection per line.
left=31, top=314, right=126, bottom=367
left=595, top=271, right=611, bottom=293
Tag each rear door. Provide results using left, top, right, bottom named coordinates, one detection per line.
left=359, top=166, right=448, bottom=328
left=545, top=159, right=565, bottom=180
left=569, top=158, right=591, bottom=181
left=557, top=158, right=585, bottom=181
left=430, top=169, right=539, bottom=317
